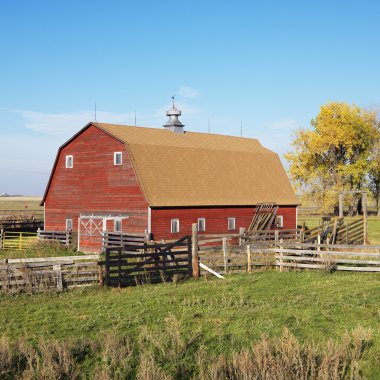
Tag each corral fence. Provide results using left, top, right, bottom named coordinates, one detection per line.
left=0, top=255, right=100, bottom=294
left=102, top=231, right=145, bottom=251
left=37, top=229, right=72, bottom=247
left=0, top=218, right=44, bottom=232
left=195, top=230, right=380, bottom=275
left=99, top=235, right=192, bottom=287
left=0, top=229, right=72, bottom=250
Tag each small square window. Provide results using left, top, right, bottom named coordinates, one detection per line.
left=66, top=218, right=73, bottom=230
left=228, top=217, right=236, bottom=230
left=114, top=152, right=122, bottom=165
left=171, top=218, right=179, bottom=233
left=114, top=219, right=122, bottom=232
left=276, top=215, right=284, bottom=228
left=65, top=155, right=73, bottom=168
left=197, top=218, right=206, bottom=232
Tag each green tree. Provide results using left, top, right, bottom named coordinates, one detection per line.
left=285, top=102, right=379, bottom=214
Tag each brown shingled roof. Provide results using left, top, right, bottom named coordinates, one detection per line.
left=95, top=123, right=298, bottom=207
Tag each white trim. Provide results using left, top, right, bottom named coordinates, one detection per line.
left=228, top=217, right=236, bottom=230
left=77, top=217, right=81, bottom=251
left=114, top=219, right=122, bottom=232
left=43, top=202, right=46, bottom=230
left=114, top=152, right=122, bottom=165
left=66, top=218, right=73, bottom=230
left=65, top=155, right=73, bottom=168
left=197, top=217, right=206, bottom=232
left=171, top=218, right=179, bottom=233
left=147, top=207, right=151, bottom=234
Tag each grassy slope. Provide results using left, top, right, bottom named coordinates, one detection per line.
left=0, top=196, right=42, bottom=211
left=1, top=272, right=380, bottom=377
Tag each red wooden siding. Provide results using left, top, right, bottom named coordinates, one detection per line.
left=44, top=125, right=148, bottom=251
left=151, top=206, right=297, bottom=241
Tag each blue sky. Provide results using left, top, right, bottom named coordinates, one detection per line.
left=1, top=0, right=379, bottom=195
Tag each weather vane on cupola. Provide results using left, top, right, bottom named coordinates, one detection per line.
left=163, top=96, right=185, bottom=134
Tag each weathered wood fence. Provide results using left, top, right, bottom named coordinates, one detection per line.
left=99, top=236, right=192, bottom=287
left=196, top=237, right=380, bottom=275
left=102, top=231, right=145, bottom=251
left=37, top=229, right=72, bottom=247
left=0, top=255, right=99, bottom=293
left=0, top=218, right=44, bottom=232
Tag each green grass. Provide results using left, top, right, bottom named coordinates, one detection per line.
left=1, top=272, right=380, bottom=377
left=298, top=215, right=380, bottom=244
left=0, top=243, right=83, bottom=260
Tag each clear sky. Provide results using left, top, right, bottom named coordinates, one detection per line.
left=1, top=0, right=379, bottom=195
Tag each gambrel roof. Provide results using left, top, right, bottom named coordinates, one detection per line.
left=42, top=122, right=298, bottom=207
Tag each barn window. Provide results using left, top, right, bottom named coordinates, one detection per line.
left=228, top=217, right=236, bottom=230
left=171, top=218, right=179, bottom=233
left=65, top=155, right=73, bottom=168
left=276, top=215, right=284, bottom=228
left=66, top=218, right=73, bottom=230
left=197, top=218, right=206, bottom=232
left=114, top=219, right=122, bottom=232
left=114, top=152, right=122, bottom=165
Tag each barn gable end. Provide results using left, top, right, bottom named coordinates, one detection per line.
left=43, top=124, right=148, bottom=251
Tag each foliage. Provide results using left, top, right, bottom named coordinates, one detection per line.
left=285, top=102, right=379, bottom=214
left=0, top=325, right=371, bottom=379
left=1, top=272, right=380, bottom=376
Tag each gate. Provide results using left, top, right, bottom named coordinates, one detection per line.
left=99, top=236, right=192, bottom=287
left=1, top=231, right=37, bottom=250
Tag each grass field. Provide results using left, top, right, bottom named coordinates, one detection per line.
left=298, top=216, right=380, bottom=244
left=1, top=272, right=380, bottom=378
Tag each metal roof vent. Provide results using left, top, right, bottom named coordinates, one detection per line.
left=163, top=97, right=185, bottom=133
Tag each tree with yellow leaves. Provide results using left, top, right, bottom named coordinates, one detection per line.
left=285, top=102, right=379, bottom=214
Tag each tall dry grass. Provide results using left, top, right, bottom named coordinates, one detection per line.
left=0, top=320, right=372, bottom=379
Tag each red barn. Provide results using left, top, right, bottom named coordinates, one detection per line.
left=41, top=105, right=298, bottom=252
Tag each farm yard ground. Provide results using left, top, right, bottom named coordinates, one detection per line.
left=298, top=216, right=380, bottom=244
left=1, top=271, right=380, bottom=378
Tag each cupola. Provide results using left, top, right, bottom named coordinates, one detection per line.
left=163, top=97, right=185, bottom=133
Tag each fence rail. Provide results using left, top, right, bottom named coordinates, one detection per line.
left=102, top=231, right=145, bottom=251
left=99, top=236, right=192, bottom=287
left=0, top=255, right=100, bottom=293
left=37, top=230, right=71, bottom=247
left=0, top=231, right=37, bottom=250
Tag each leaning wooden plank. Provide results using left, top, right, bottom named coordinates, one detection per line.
left=199, top=262, right=225, bottom=279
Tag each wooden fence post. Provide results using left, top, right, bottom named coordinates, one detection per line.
left=339, top=192, right=344, bottom=218
left=0, top=229, right=3, bottom=250
left=192, top=223, right=199, bottom=279
left=53, top=264, right=63, bottom=291
left=275, top=230, right=279, bottom=244
left=363, top=192, right=368, bottom=245
left=246, top=244, right=251, bottom=273
left=223, top=237, right=228, bottom=274
left=239, top=227, right=245, bottom=245
left=279, top=238, right=284, bottom=272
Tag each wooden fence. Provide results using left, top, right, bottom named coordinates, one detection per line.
left=102, top=231, right=145, bottom=251
left=0, top=219, right=44, bottom=232
left=197, top=239, right=380, bottom=275
left=37, top=230, right=71, bottom=247
left=0, top=255, right=99, bottom=293
left=99, top=236, right=192, bottom=287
